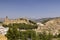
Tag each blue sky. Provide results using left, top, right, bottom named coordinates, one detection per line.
left=0, top=0, right=60, bottom=19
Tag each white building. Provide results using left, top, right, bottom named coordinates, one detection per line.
left=0, top=26, right=9, bottom=35
left=37, top=22, right=44, bottom=26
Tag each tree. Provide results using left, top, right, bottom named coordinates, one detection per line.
left=38, top=31, right=53, bottom=40
left=26, top=30, right=37, bottom=40
left=19, top=30, right=37, bottom=40
left=6, top=26, right=20, bottom=40
left=29, top=20, right=36, bottom=24
left=3, top=23, right=38, bottom=29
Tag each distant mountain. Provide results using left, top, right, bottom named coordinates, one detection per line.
left=44, top=18, right=60, bottom=33
left=0, top=17, right=60, bottom=23
left=35, top=17, right=60, bottom=35
left=0, top=18, right=5, bottom=22
left=33, top=18, right=53, bottom=23
left=33, top=17, right=60, bottom=23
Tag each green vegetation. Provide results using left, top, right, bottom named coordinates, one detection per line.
left=6, top=27, right=53, bottom=40
left=2, top=24, right=8, bottom=27
left=37, top=31, right=53, bottom=40
left=3, top=23, right=38, bottom=29
left=20, top=30, right=37, bottom=40
left=5, top=23, right=54, bottom=40
left=2, top=18, right=60, bottom=40
left=6, top=26, right=20, bottom=40
left=4, top=22, right=38, bottom=40
left=0, top=21, right=3, bottom=23
left=6, top=26, right=37, bottom=40
left=29, top=20, right=36, bottom=24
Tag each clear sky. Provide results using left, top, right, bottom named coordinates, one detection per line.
left=0, top=0, right=60, bottom=19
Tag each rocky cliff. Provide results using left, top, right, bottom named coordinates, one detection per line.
left=36, top=18, right=60, bottom=35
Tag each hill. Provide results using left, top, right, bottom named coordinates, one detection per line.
left=34, top=17, right=60, bottom=24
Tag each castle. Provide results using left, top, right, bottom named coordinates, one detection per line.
left=3, top=16, right=29, bottom=25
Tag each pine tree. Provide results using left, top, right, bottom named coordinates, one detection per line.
left=6, top=26, right=20, bottom=40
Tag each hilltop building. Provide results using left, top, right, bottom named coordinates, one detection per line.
left=3, top=16, right=29, bottom=25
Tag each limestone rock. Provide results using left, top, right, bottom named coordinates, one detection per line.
left=0, top=34, right=7, bottom=40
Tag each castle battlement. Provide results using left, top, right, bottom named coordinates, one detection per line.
left=3, top=16, right=29, bottom=25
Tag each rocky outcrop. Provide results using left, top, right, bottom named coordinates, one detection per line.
left=45, top=18, right=60, bottom=30
left=44, top=18, right=60, bottom=35
left=36, top=18, right=60, bottom=35
left=0, top=34, right=7, bottom=40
